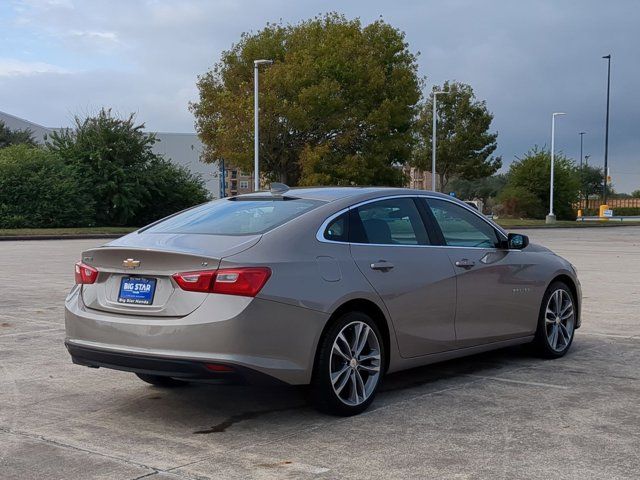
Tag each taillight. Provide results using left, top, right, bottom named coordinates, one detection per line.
left=75, top=262, right=98, bottom=284
left=172, top=267, right=271, bottom=297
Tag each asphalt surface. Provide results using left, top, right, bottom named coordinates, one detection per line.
left=1, top=227, right=639, bottom=479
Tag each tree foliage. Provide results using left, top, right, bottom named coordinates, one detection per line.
left=497, top=147, right=579, bottom=220
left=191, top=13, right=421, bottom=186
left=46, top=109, right=209, bottom=226
left=632, top=189, right=640, bottom=199
left=448, top=174, right=507, bottom=204
left=0, top=121, right=36, bottom=148
left=413, top=81, right=501, bottom=191
left=0, top=145, right=95, bottom=228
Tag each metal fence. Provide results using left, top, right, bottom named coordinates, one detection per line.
left=580, top=198, right=640, bottom=209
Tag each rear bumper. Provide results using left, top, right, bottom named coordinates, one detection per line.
left=65, top=285, right=329, bottom=385
left=65, top=342, right=283, bottom=385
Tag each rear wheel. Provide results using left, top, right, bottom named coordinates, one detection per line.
left=533, top=282, right=576, bottom=358
left=135, top=373, right=189, bottom=388
left=311, top=311, right=384, bottom=416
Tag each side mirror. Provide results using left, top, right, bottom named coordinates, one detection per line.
left=507, top=233, right=529, bottom=250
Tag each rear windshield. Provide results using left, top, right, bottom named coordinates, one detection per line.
left=143, top=197, right=325, bottom=236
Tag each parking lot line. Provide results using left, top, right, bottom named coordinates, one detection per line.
left=463, top=374, right=570, bottom=389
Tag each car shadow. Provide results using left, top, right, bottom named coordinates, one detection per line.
left=127, top=344, right=543, bottom=435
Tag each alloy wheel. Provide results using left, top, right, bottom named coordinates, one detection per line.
left=329, top=321, right=381, bottom=406
left=544, top=289, right=575, bottom=352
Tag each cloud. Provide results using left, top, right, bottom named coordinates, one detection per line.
left=0, top=58, right=71, bottom=76
left=2, top=0, right=639, bottom=191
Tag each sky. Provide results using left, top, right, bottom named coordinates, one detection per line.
left=1, top=0, right=638, bottom=192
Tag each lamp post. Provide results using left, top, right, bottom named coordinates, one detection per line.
left=579, top=131, right=586, bottom=210
left=584, top=154, right=591, bottom=210
left=431, top=90, right=449, bottom=192
left=254, top=59, right=273, bottom=191
left=546, top=112, right=566, bottom=224
left=602, top=54, right=612, bottom=204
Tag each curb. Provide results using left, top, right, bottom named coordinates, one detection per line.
left=503, top=223, right=640, bottom=230
left=0, top=234, right=126, bottom=241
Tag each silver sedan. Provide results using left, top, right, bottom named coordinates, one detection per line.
left=65, top=186, right=581, bottom=415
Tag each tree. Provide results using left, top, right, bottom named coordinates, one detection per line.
left=0, top=145, right=94, bottom=228
left=448, top=174, right=507, bottom=204
left=497, top=147, right=579, bottom=219
left=412, top=81, right=501, bottom=191
left=191, top=13, right=421, bottom=186
left=47, top=109, right=209, bottom=226
left=632, top=190, right=640, bottom=198
left=0, top=121, right=36, bottom=148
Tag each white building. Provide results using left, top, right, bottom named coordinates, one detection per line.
left=0, top=110, right=221, bottom=198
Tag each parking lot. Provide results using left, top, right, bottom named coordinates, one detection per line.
left=1, top=227, right=639, bottom=479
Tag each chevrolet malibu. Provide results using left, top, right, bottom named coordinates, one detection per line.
left=65, top=186, right=581, bottom=415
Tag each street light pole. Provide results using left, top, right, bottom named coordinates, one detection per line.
left=602, top=54, right=612, bottom=204
left=584, top=154, right=590, bottom=210
left=579, top=131, right=586, bottom=210
left=546, top=112, right=566, bottom=224
left=254, top=59, right=273, bottom=192
left=431, top=91, right=449, bottom=192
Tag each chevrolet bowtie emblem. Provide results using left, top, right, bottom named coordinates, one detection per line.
left=122, top=258, right=140, bottom=269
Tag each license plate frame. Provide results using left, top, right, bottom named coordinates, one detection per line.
left=117, top=276, right=157, bottom=305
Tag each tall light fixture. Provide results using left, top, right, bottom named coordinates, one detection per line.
left=546, top=112, right=567, bottom=224
left=431, top=90, right=450, bottom=192
left=254, top=59, right=273, bottom=191
left=602, top=54, right=612, bottom=204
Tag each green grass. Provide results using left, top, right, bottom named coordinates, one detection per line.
left=0, top=226, right=137, bottom=236
left=495, top=218, right=640, bottom=228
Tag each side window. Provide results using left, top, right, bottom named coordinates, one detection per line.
left=427, top=198, right=500, bottom=248
left=350, top=198, right=429, bottom=245
left=324, top=213, right=348, bottom=242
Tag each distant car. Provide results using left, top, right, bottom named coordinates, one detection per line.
left=66, top=187, right=581, bottom=415
left=464, top=201, right=480, bottom=210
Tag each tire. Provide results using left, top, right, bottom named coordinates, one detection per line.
left=135, top=373, right=189, bottom=388
left=532, top=281, right=576, bottom=358
left=311, top=311, right=385, bottom=416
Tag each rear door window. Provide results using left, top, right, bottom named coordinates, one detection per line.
left=144, top=197, right=325, bottom=235
left=349, top=198, right=429, bottom=245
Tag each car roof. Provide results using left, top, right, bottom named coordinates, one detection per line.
left=238, top=186, right=457, bottom=203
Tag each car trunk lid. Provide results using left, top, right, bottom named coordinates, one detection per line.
left=80, top=232, right=261, bottom=317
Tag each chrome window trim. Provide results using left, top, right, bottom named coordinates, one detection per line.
left=315, top=193, right=512, bottom=249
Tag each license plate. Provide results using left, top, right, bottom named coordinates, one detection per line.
left=118, top=277, right=156, bottom=305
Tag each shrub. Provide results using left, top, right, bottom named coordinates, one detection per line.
left=496, top=185, right=544, bottom=218
left=134, top=159, right=210, bottom=226
left=498, top=147, right=579, bottom=220
left=0, top=145, right=94, bottom=228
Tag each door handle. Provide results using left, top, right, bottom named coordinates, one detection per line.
left=455, top=258, right=476, bottom=269
left=370, top=261, right=394, bottom=271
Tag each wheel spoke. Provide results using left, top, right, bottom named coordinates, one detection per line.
left=354, top=369, right=367, bottom=400
left=349, top=371, right=359, bottom=404
left=559, top=323, right=571, bottom=346
left=335, top=333, right=351, bottom=360
left=332, top=365, right=351, bottom=395
left=560, top=306, right=574, bottom=321
left=553, top=290, right=561, bottom=315
left=358, top=351, right=380, bottom=363
left=358, top=363, right=380, bottom=373
left=549, top=324, right=559, bottom=349
left=351, top=323, right=363, bottom=353
left=354, top=325, right=370, bottom=357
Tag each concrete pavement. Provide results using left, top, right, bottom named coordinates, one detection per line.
left=1, top=228, right=638, bottom=479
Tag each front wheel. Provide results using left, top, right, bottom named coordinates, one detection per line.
left=311, top=311, right=385, bottom=416
left=533, top=282, right=576, bottom=358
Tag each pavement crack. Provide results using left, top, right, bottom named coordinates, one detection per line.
left=0, top=426, right=198, bottom=480
left=192, top=404, right=306, bottom=434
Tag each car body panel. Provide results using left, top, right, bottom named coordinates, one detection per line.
left=64, top=187, right=582, bottom=386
